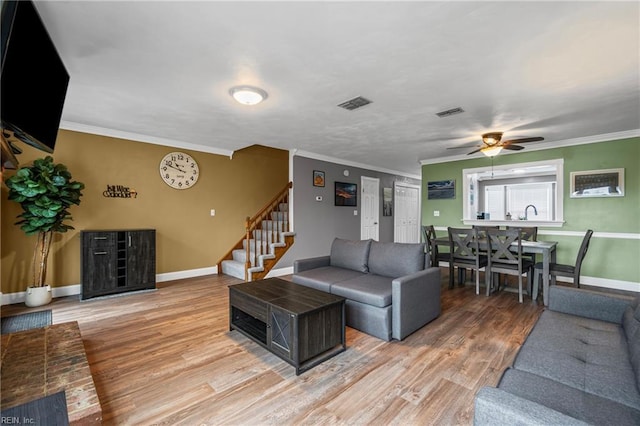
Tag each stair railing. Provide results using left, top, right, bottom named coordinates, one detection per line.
left=244, top=181, right=293, bottom=281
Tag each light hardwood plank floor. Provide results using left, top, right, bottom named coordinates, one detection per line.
left=1, top=272, right=543, bottom=425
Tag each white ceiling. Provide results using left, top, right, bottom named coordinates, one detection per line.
left=35, top=1, right=640, bottom=176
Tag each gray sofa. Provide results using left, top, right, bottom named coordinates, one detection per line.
left=292, top=238, right=441, bottom=341
left=475, top=285, right=640, bottom=425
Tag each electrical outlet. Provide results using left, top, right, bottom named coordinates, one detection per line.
left=434, top=210, right=440, bottom=217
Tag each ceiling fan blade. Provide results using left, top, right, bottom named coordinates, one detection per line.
left=467, top=147, right=484, bottom=155
left=502, top=136, right=544, bottom=145
left=502, top=144, right=525, bottom=151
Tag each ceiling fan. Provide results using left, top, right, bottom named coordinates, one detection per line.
left=449, top=132, right=544, bottom=157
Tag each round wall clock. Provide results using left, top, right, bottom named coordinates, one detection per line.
left=159, top=151, right=199, bottom=189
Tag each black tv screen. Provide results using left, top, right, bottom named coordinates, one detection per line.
left=1, top=0, right=69, bottom=153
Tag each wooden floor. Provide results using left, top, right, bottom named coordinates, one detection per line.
left=1, top=272, right=544, bottom=425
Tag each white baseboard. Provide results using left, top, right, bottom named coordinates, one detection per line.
left=556, top=275, right=639, bottom=293
left=1, top=266, right=219, bottom=306
left=156, top=266, right=218, bottom=282
left=265, top=266, right=294, bottom=278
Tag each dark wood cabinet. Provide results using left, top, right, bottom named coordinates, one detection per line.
left=81, top=229, right=156, bottom=300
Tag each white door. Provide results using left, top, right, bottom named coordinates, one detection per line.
left=361, top=176, right=380, bottom=241
left=394, top=182, right=421, bottom=243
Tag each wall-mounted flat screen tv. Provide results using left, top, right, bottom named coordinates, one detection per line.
left=1, top=0, right=69, bottom=153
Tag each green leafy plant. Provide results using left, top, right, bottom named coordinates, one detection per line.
left=5, top=156, right=84, bottom=287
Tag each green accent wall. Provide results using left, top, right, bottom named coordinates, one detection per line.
left=421, top=137, right=640, bottom=286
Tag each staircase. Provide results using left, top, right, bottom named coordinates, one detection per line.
left=217, top=182, right=294, bottom=281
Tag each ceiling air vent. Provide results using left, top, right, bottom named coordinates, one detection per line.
left=436, top=107, right=465, bottom=118
left=337, top=96, right=372, bottom=111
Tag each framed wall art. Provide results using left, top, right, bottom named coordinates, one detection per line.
left=383, top=187, right=393, bottom=216
left=427, top=179, right=455, bottom=200
left=570, top=168, right=624, bottom=198
left=335, top=182, right=357, bottom=206
left=313, top=170, right=325, bottom=187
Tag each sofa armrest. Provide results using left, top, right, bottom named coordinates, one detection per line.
left=293, top=256, right=331, bottom=273
left=548, top=286, right=634, bottom=324
left=391, top=267, right=441, bottom=340
left=474, top=387, right=588, bottom=426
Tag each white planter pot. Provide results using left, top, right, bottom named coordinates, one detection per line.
left=25, top=285, right=52, bottom=307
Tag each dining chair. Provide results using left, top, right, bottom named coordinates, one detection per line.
left=422, top=225, right=448, bottom=268
left=532, top=229, right=594, bottom=301
left=467, top=225, right=499, bottom=282
left=506, top=225, right=538, bottom=278
left=447, top=227, right=488, bottom=294
left=486, top=228, right=534, bottom=303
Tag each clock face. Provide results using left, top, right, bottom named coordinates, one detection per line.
left=159, top=152, right=199, bottom=189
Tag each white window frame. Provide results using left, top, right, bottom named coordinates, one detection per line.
left=462, top=158, right=564, bottom=227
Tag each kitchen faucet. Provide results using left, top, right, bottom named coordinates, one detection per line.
left=524, top=204, right=538, bottom=220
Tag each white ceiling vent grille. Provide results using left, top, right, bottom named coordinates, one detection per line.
left=337, top=96, right=372, bottom=111
left=436, top=107, right=465, bottom=118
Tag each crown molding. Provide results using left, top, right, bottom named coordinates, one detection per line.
left=60, top=121, right=235, bottom=158
left=292, top=149, right=421, bottom=180
left=419, top=129, right=640, bottom=166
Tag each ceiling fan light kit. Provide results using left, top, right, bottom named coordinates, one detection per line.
left=482, top=132, right=503, bottom=146
left=481, top=145, right=503, bottom=157
left=457, top=131, right=545, bottom=156
left=229, top=86, right=268, bottom=105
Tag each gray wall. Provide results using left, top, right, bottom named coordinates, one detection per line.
left=278, top=155, right=421, bottom=268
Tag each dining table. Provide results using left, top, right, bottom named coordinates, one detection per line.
left=433, top=236, right=558, bottom=305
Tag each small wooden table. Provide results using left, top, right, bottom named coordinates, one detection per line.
left=229, top=278, right=346, bottom=375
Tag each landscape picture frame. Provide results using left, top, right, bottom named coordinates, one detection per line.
left=570, top=168, right=624, bottom=198
left=335, top=182, right=357, bottom=206
left=427, top=179, right=455, bottom=200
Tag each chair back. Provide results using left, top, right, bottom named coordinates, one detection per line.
left=573, top=229, right=594, bottom=281
left=472, top=225, right=499, bottom=239
left=487, top=228, right=524, bottom=266
left=448, top=227, right=479, bottom=261
left=506, top=226, right=538, bottom=241
left=422, top=225, right=436, bottom=246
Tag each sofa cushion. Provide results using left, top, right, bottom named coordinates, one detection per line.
left=330, top=274, right=392, bottom=308
left=329, top=238, right=372, bottom=273
left=514, top=309, right=640, bottom=410
left=292, top=266, right=364, bottom=293
left=367, top=241, right=425, bottom=278
left=498, top=368, right=640, bottom=426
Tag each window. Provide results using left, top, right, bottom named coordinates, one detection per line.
left=484, top=182, right=555, bottom=220
left=463, top=159, right=564, bottom=225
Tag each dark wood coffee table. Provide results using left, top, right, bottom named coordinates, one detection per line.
left=229, top=277, right=346, bottom=375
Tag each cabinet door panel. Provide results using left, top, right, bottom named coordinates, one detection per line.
left=82, top=246, right=117, bottom=297
left=126, top=230, right=156, bottom=289
left=269, top=307, right=293, bottom=360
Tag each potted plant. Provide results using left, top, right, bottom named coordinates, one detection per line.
left=5, top=156, right=84, bottom=307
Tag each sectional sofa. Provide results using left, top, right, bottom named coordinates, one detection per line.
left=292, top=238, right=441, bottom=341
left=474, top=285, right=640, bottom=425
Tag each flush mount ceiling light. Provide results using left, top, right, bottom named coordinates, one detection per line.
left=229, top=86, right=268, bottom=105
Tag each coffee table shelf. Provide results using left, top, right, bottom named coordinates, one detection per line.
left=229, top=278, right=346, bottom=375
